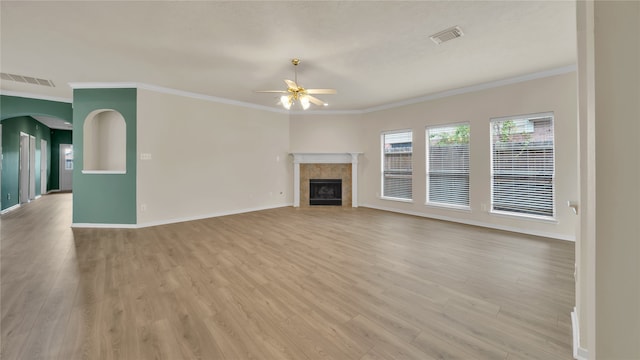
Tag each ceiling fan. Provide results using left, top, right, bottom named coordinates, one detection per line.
left=256, top=58, right=336, bottom=110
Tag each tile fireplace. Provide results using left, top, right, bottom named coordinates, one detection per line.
left=290, top=153, right=361, bottom=208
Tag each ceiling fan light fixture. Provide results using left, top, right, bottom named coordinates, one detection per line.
left=280, top=95, right=292, bottom=110
left=299, top=95, right=310, bottom=110
left=257, top=58, right=336, bottom=110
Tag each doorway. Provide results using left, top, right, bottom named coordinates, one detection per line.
left=41, top=139, right=47, bottom=195
left=29, top=135, right=36, bottom=200
left=0, top=124, right=2, bottom=209
left=19, top=133, right=29, bottom=203
left=59, top=144, right=73, bottom=191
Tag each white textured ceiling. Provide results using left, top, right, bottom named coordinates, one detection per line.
left=30, top=115, right=72, bottom=130
left=0, top=1, right=576, bottom=112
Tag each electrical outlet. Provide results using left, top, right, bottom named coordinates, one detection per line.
left=7, top=193, right=10, bottom=200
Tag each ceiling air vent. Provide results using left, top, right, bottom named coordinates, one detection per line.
left=0, top=72, right=55, bottom=87
left=430, top=26, right=464, bottom=45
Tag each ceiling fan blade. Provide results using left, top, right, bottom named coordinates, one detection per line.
left=284, top=79, right=298, bottom=90
left=306, top=95, right=326, bottom=106
left=255, top=90, right=287, bottom=93
left=306, top=88, right=337, bottom=95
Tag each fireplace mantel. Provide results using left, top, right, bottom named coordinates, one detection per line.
left=290, top=153, right=362, bottom=207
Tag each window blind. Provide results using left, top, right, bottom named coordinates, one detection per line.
left=490, top=115, right=555, bottom=217
left=382, top=130, right=412, bottom=200
left=427, top=124, right=470, bottom=207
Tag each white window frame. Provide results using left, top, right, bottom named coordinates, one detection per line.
left=426, top=122, right=471, bottom=210
left=490, top=112, right=556, bottom=220
left=380, top=129, right=413, bottom=202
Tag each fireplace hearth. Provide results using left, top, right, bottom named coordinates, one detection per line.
left=309, top=179, right=342, bottom=206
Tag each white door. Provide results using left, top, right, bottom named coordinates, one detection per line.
left=0, top=124, right=2, bottom=209
left=29, top=136, right=36, bottom=200
left=19, top=133, right=30, bottom=203
left=40, top=139, right=47, bottom=195
left=59, top=144, right=73, bottom=191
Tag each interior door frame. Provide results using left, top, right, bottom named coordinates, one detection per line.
left=59, top=143, right=73, bottom=191
left=29, top=135, right=36, bottom=200
left=19, top=132, right=30, bottom=204
left=0, top=124, right=2, bottom=209
left=40, top=139, right=47, bottom=195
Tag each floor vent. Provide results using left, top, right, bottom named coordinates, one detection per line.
left=430, top=26, right=464, bottom=45
left=0, top=72, right=55, bottom=87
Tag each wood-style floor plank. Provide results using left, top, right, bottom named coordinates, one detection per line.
left=1, top=193, right=575, bottom=359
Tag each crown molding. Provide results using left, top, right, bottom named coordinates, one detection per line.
left=68, top=82, right=137, bottom=89
left=288, top=109, right=365, bottom=115
left=138, top=83, right=287, bottom=113
left=69, top=82, right=287, bottom=114
left=361, top=64, right=577, bottom=113
left=7, top=65, right=576, bottom=112
left=281, top=65, right=576, bottom=115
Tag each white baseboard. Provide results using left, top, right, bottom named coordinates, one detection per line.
left=72, top=223, right=138, bottom=229
left=0, top=204, right=21, bottom=214
left=359, top=202, right=575, bottom=241
left=576, top=347, right=589, bottom=360
left=136, top=203, right=293, bottom=229
left=72, top=202, right=573, bottom=241
left=72, top=203, right=293, bottom=229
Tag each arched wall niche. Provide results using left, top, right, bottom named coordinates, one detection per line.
left=82, top=109, right=126, bottom=173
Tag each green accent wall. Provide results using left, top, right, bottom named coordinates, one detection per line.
left=1, top=95, right=72, bottom=121
left=0, top=95, right=72, bottom=211
left=72, top=88, right=137, bottom=224
left=1, top=116, right=52, bottom=210
left=49, top=129, right=73, bottom=191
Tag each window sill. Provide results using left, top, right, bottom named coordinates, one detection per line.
left=425, top=202, right=471, bottom=212
left=380, top=196, right=414, bottom=203
left=82, top=170, right=127, bottom=175
left=490, top=210, right=557, bottom=223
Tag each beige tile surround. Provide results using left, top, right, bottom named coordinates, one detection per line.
left=291, top=153, right=361, bottom=207
left=299, top=164, right=352, bottom=208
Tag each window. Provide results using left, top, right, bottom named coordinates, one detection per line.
left=426, top=124, right=470, bottom=208
left=64, top=145, right=74, bottom=170
left=382, top=130, right=412, bottom=200
left=490, top=113, right=555, bottom=218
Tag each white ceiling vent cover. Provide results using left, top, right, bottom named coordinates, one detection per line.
left=0, top=72, right=55, bottom=87
left=430, top=26, right=464, bottom=45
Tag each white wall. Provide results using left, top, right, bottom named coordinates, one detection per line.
left=592, top=1, right=640, bottom=358
left=136, top=89, right=292, bottom=226
left=292, top=72, right=579, bottom=240
left=83, top=110, right=126, bottom=172
left=289, top=113, right=364, bottom=153
left=576, top=0, right=596, bottom=355
left=83, top=113, right=99, bottom=170
left=97, top=111, right=126, bottom=171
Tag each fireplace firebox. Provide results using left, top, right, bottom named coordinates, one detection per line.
left=309, top=179, right=342, bottom=206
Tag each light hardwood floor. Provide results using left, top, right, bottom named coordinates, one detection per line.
left=1, top=193, right=575, bottom=359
